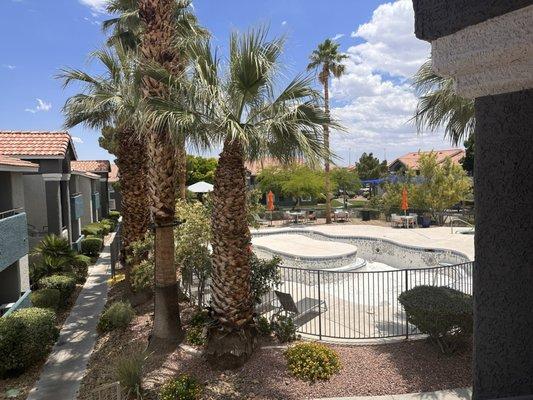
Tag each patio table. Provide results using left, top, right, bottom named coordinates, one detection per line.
left=288, top=211, right=306, bottom=224
left=400, top=215, right=415, bottom=228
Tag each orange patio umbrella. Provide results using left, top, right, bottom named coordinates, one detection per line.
left=401, top=186, right=409, bottom=215
left=267, top=191, right=275, bottom=211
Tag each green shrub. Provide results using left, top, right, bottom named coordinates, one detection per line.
left=272, top=314, right=297, bottom=343
left=189, top=309, right=209, bottom=327
left=98, top=301, right=134, bottom=332
left=250, top=254, right=282, bottom=304
left=398, top=285, right=473, bottom=353
left=39, top=274, right=76, bottom=305
left=81, top=237, right=103, bottom=257
left=82, top=223, right=104, bottom=238
left=0, top=308, right=59, bottom=376
left=30, top=288, right=61, bottom=311
left=159, top=375, right=203, bottom=400
left=285, top=342, right=341, bottom=382
left=186, top=326, right=205, bottom=346
left=256, top=316, right=272, bottom=336
left=108, top=211, right=120, bottom=223
left=115, top=351, right=146, bottom=399
left=131, top=260, right=154, bottom=293
left=101, top=218, right=116, bottom=231
left=99, top=220, right=113, bottom=235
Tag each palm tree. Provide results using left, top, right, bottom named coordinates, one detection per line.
left=104, top=0, right=207, bottom=200
left=137, top=0, right=184, bottom=345
left=412, top=59, right=475, bottom=145
left=59, top=46, right=150, bottom=286
left=307, top=39, right=348, bottom=224
left=145, top=29, right=332, bottom=367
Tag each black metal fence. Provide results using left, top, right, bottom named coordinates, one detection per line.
left=192, top=261, right=474, bottom=341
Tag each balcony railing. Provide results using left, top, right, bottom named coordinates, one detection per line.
left=70, top=193, right=84, bottom=220
left=1, top=289, right=32, bottom=317
left=0, top=210, right=29, bottom=272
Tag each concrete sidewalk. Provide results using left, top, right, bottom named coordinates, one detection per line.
left=27, top=236, right=113, bottom=400
left=316, top=388, right=472, bottom=400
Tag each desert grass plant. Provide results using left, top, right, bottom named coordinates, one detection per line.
left=285, top=342, right=341, bottom=382
left=159, top=374, right=203, bottom=400
left=98, top=301, right=135, bottom=332
left=115, top=351, right=148, bottom=399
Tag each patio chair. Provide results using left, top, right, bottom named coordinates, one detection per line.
left=282, top=212, right=292, bottom=225
left=408, top=213, right=418, bottom=228
left=253, top=214, right=269, bottom=227
left=391, top=213, right=402, bottom=228
left=273, top=290, right=327, bottom=321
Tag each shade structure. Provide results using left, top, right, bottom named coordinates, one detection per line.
left=401, top=186, right=409, bottom=213
left=187, top=181, right=214, bottom=193
left=267, top=191, right=275, bottom=211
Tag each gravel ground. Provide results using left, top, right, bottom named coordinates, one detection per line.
left=0, top=284, right=84, bottom=400
left=76, top=280, right=472, bottom=400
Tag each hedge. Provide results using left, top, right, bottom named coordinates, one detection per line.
left=39, top=274, right=76, bottom=305
left=82, top=223, right=105, bottom=238
left=398, top=285, right=473, bottom=352
left=108, top=211, right=120, bottom=223
left=30, top=288, right=61, bottom=310
left=81, top=237, right=103, bottom=257
left=0, top=308, right=59, bottom=376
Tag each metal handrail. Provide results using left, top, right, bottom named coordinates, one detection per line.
left=450, top=216, right=475, bottom=234
left=0, top=208, right=24, bottom=220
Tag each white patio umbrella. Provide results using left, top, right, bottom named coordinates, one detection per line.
left=187, top=181, right=214, bottom=193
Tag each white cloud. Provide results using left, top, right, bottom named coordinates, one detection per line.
left=332, top=33, right=345, bottom=41
left=2, top=64, right=16, bottom=70
left=329, top=0, right=456, bottom=163
left=72, top=136, right=84, bottom=144
left=79, top=0, right=107, bottom=13
left=281, top=21, right=287, bottom=26
left=25, top=98, right=52, bottom=114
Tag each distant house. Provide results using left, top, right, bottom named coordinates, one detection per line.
left=0, top=155, right=38, bottom=316
left=70, top=160, right=112, bottom=218
left=0, top=131, right=78, bottom=249
left=108, top=163, right=121, bottom=212
left=388, top=149, right=465, bottom=174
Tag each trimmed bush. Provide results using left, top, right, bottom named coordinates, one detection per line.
left=398, top=285, right=473, bottom=353
left=100, top=218, right=116, bottom=232
left=0, top=308, right=59, bottom=376
left=272, top=314, right=297, bottom=343
left=98, top=220, right=112, bottom=235
left=30, top=288, right=61, bottom=311
left=108, top=211, right=120, bottom=223
left=81, top=237, right=103, bottom=257
left=256, top=316, right=272, bottom=336
left=160, top=375, right=203, bottom=400
left=115, top=351, right=146, bottom=399
left=131, top=260, right=154, bottom=293
left=98, top=301, right=134, bottom=332
left=82, top=223, right=104, bottom=238
left=39, top=274, right=76, bottom=305
left=285, top=342, right=341, bottom=382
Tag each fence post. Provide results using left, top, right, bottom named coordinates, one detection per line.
left=317, top=269, right=322, bottom=340
left=405, top=269, right=409, bottom=339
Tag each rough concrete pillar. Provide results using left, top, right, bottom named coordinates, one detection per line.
left=473, top=89, right=533, bottom=398
left=43, top=175, right=62, bottom=236
left=60, top=176, right=72, bottom=244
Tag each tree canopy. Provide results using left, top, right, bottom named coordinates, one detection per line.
left=357, top=152, right=388, bottom=180
left=186, top=155, right=217, bottom=185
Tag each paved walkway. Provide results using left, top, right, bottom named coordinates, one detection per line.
left=27, top=235, right=113, bottom=400
left=316, top=387, right=472, bottom=400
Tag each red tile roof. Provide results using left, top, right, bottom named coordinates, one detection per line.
left=390, top=149, right=465, bottom=170
left=71, top=160, right=111, bottom=173
left=245, top=157, right=305, bottom=175
left=0, top=155, right=39, bottom=171
left=0, top=131, right=75, bottom=158
left=109, top=163, right=119, bottom=182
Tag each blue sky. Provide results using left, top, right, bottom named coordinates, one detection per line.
left=0, top=0, right=459, bottom=164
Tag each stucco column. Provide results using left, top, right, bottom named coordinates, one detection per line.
left=99, top=177, right=109, bottom=218
left=43, top=174, right=63, bottom=236
left=412, top=2, right=533, bottom=398
left=60, top=174, right=72, bottom=244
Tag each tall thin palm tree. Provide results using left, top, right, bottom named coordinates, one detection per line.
left=104, top=0, right=207, bottom=200
left=307, top=39, right=347, bottom=224
left=412, top=59, right=475, bottom=145
left=59, top=46, right=150, bottom=286
left=145, top=29, right=333, bottom=367
left=137, top=0, right=184, bottom=345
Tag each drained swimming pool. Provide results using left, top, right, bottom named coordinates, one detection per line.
left=250, top=229, right=473, bottom=341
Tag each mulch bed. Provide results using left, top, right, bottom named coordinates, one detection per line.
left=0, top=284, right=85, bottom=400
left=76, top=280, right=472, bottom=400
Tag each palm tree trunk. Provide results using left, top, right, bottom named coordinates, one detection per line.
left=206, top=138, right=256, bottom=369
left=323, top=68, right=332, bottom=224
left=138, top=0, right=182, bottom=345
left=115, top=126, right=150, bottom=286
left=176, top=139, right=187, bottom=200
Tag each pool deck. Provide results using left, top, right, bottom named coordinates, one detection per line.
left=252, top=225, right=474, bottom=261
